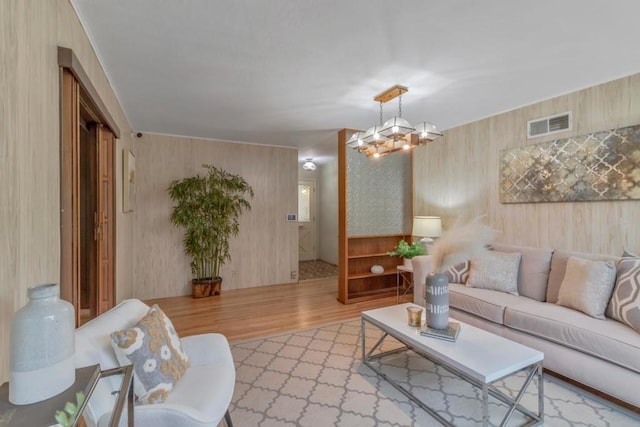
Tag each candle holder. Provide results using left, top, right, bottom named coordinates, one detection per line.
left=406, top=306, right=423, bottom=327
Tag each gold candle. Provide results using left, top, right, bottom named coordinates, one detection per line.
left=407, top=306, right=423, bottom=327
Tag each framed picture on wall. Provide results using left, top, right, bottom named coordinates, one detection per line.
left=123, top=149, right=136, bottom=212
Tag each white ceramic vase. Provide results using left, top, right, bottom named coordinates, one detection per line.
left=9, top=283, right=76, bottom=405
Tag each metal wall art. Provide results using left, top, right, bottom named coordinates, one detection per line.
left=500, top=124, right=640, bottom=203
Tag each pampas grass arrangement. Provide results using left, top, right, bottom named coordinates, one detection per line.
left=429, top=216, right=497, bottom=273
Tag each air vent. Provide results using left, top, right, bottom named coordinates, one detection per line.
left=527, top=111, right=572, bottom=138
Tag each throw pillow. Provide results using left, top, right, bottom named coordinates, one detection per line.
left=466, top=252, right=521, bottom=295
left=111, top=305, right=190, bottom=404
left=556, top=257, right=616, bottom=319
left=445, top=261, right=470, bottom=284
left=609, top=257, right=640, bottom=332
left=622, top=250, right=639, bottom=258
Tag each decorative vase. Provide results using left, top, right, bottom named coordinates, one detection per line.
left=403, top=257, right=412, bottom=268
left=370, top=265, right=384, bottom=274
left=426, top=273, right=449, bottom=330
left=10, top=283, right=76, bottom=405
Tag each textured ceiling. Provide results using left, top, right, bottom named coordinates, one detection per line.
left=71, top=0, right=640, bottom=164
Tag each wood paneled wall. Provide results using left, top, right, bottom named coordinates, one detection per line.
left=0, top=0, right=134, bottom=383
left=133, top=134, right=298, bottom=299
left=413, top=73, right=640, bottom=255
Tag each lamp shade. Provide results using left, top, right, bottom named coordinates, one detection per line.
left=412, top=122, right=443, bottom=141
left=379, top=116, right=414, bottom=139
left=412, top=216, right=442, bottom=238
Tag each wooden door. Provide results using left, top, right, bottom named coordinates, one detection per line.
left=96, top=125, right=115, bottom=315
left=61, top=66, right=117, bottom=324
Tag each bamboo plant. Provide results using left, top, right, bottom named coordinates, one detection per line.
left=168, top=164, right=254, bottom=282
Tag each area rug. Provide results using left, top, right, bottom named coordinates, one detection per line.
left=229, top=320, right=640, bottom=426
left=298, top=260, right=338, bottom=281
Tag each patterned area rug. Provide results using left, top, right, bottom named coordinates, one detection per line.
left=229, top=320, right=640, bottom=426
left=298, top=260, right=338, bottom=281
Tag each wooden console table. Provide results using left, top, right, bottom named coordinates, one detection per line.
left=0, top=364, right=134, bottom=427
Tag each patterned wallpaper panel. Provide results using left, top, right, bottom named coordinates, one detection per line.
left=500, top=124, right=640, bottom=203
left=347, top=148, right=411, bottom=236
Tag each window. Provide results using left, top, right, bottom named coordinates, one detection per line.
left=298, top=184, right=311, bottom=222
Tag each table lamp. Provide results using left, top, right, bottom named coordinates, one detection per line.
left=412, top=216, right=442, bottom=245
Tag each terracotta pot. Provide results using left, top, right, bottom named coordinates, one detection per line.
left=192, top=279, right=212, bottom=298
left=211, top=277, right=222, bottom=296
left=192, top=277, right=223, bottom=298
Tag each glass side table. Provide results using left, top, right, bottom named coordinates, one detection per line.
left=396, top=264, right=414, bottom=303
left=0, top=364, right=134, bottom=427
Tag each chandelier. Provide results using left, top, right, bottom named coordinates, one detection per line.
left=346, top=85, right=442, bottom=158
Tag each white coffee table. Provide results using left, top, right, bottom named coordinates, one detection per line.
left=361, top=303, right=544, bottom=426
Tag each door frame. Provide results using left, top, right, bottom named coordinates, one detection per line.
left=59, top=47, right=119, bottom=323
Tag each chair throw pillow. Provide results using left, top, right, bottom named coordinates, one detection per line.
left=111, top=304, right=190, bottom=404
left=445, top=261, right=470, bottom=284
left=466, top=251, right=521, bottom=295
left=609, top=257, right=640, bottom=332
left=557, top=257, right=616, bottom=319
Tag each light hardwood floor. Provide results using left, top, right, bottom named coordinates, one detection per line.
left=145, top=277, right=402, bottom=342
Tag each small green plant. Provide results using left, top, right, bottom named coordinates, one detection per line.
left=54, top=391, right=85, bottom=427
left=387, top=239, right=426, bottom=259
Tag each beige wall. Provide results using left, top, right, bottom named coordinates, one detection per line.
left=319, top=160, right=339, bottom=265
left=133, top=134, right=298, bottom=299
left=414, top=72, right=640, bottom=255
left=0, top=0, right=134, bottom=382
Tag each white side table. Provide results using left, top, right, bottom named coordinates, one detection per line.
left=396, top=264, right=413, bottom=303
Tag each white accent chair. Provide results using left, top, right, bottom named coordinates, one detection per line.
left=75, top=299, right=235, bottom=427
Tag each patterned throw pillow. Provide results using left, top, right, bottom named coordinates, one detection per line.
left=609, top=258, right=640, bottom=332
left=111, top=305, right=190, bottom=404
left=445, top=262, right=470, bottom=284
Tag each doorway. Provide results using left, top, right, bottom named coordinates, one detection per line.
left=298, top=180, right=316, bottom=261
left=60, top=54, right=117, bottom=325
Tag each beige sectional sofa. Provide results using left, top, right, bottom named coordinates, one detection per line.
left=412, top=243, right=640, bottom=408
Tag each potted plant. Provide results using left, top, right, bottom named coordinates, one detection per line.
left=387, top=239, right=426, bottom=267
left=168, top=164, right=254, bottom=297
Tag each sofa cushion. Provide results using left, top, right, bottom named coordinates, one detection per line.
left=445, top=262, right=470, bottom=284
left=556, top=257, right=617, bottom=319
left=449, top=283, right=524, bottom=325
left=111, top=305, right=191, bottom=404
left=466, top=251, right=521, bottom=295
left=504, top=300, right=640, bottom=374
left=547, top=250, right=620, bottom=303
left=491, top=243, right=553, bottom=302
left=608, top=257, right=640, bottom=332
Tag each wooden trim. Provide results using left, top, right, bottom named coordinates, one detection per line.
left=337, top=129, right=350, bottom=303
left=374, top=85, right=408, bottom=103
left=60, top=69, right=80, bottom=309
left=57, top=47, right=121, bottom=138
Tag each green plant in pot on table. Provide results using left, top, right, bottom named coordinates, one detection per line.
left=388, top=239, right=427, bottom=267
left=168, top=164, right=254, bottom=298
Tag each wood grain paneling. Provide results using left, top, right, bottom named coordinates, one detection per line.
left=0, top=0, right=134, bottom=383
left=414, top=72, right=640, bottom=255
left=133, top=134, right=298, bottom=299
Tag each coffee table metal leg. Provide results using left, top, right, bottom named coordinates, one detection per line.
left=482, top=383, right=489, bottom=427
left=538, top=363, right=544, bottom=422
